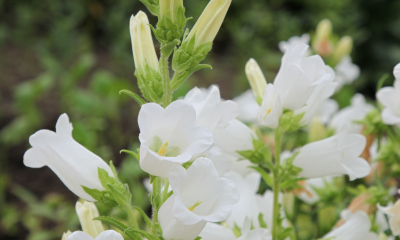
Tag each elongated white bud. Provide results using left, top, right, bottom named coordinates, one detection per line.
left=76, top=200, right=104, bottom=238
left=245, top=58, right=267, bottom=104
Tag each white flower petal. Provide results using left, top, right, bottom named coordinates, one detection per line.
left=95, top=230, right=124, bottom=240
left=199, top=222, right=236, bottom=240
left=258, top=84, right=283, bottom=129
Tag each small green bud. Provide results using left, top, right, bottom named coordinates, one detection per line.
left=312, top=19, right=333, bottom=57
left=315, top=19, right=332, bottom=42
left=245, top=58, right=267, bottom=105
left=332, top=36, right=353, bottom=65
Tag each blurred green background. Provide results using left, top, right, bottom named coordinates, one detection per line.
left=1, top=0, right=400, bottom=239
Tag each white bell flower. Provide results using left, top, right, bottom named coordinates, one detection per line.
left=205, top=145, right=236, bottom=176
left=258, top=84, right=283, bottom=129
left=292, top=133, right=371, bottom=180
left=278, top=34, right=310, bottom=53
left=213, top=119, right=256, bottom=158
left=315, top=98, right=339, bottom=125
left=76, top=201, right=104, bottom=238
left=199, top=222, right=237, bottom=240
left=184, top=85, right=238, bottom=132
left=158, top=157, right=239, bottom=240
left=274, top=43, right=335, bottom=111
left=323, top=211, right=379, bottom=240
left=225, top=171, right=261, bottom=228
left=376, top=63, right=400, bottom=125
left=334, top=56, right=360, bottom=91
left=330, top=94, right=374, bottom=133
left=23, top=113, right=114, bottom=201
left=67, top=230, right=123, bottom=240
left=233, top=90, right=260, bottom=123
left=138, top=100, right=213, bottom=178
left=378, top=196, right=400, bottom=236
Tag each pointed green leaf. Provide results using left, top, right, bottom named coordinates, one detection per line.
left=250, top=166, right=273, bottom=187
left=132, top=206, right=152, bottom=228
left=119, top=89, right=146, bottom=106
left=126, top=229, right=160, bottom=240
left=82, top=186, right=104, bottom=201
left=120, top=149, right=139, bottom=161
left=98, top=167, right=115, bottom=189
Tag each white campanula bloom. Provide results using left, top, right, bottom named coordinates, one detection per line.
left=330, top=94, right=374, bottom=133
left=205, top=145, right=236, bottom=176
left=292, top=133, right=371, bottom=180
left=323, top=212, right=379, bottom=240
left=67, top=230, right=123, bottom=240
left=315, top=98, right=339, bottom=125
left=274, top=43, right=335, bottom=111
left=378, top=195, right=400, bottom=236
left=184, top=85, right=239, bottom=132
left=138, top=100, right=213, bottom=178
left=225, top=171, right=261, bottom=228
left=23, top=114, right=114, bottom=201
left=159, top=158, right=239, bottom=240
left=376, top=63, right=400, bottom=125
left=258, top=84, right=283, bottom=129
left=76, top=201, right=104, bottom=238
left=278, top=33, right=310, bottom=53
left=334, top=56, right=360, bottom=91
left=234, top=90, right=260, bottom=123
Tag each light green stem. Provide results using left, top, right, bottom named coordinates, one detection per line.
left=160, top=48, right=171, bottom=107
left=272, top=129, right=282, bottom=240
left=162, top=178, right=169, bottom=203
left=124, top=204, right=141, bottom=239
left=151, top=177, right=162, bottom=234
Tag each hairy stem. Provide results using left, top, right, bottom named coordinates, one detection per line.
left=124, top=204, right=141, bottom=239
left=162, top=178, right=170, bottom=203
left=160, top=48, right=171, bottom=107
left=272, top=129, right=282, bottom=240
left=151, top=177, right=162, bottom=234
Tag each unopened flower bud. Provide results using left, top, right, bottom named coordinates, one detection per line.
left=245, top=58, right=267, bottom=104
left=332, top=36, right=353, bottom=65
left=130, top=11, right=159, bottom=72
left=160, top=0, right=183, bottom=23
left=315, top=19, right=332, bottom=41
left=187, top=0, right=232, bottom=47
left=61, top=230, right=72, bottom=240
left=76, top=200, right=104, bottom=238
left=312, top=19, right=333, bottom=57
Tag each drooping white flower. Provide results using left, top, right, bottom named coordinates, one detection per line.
left=225, top=171, right=261, bottom=228
left=334, top=56, right=360, bottom=91
left=323, top=211, right=379, bottom=240
left=258, top=84, right=283, bottom=129
left=23, top=114, right=114, bottom=201
left=330, top=94, right=374, bottom=133
left=67, top=230, right=123, bottom=240
left=233, top=90, right=260, bottom=123
left=278, top=34, right=310, bottom=53
left=76, top=201, right=104, bottom=238
left=159, top=157, right=239, bottom=240
left=378, top=196, right=400, bottom=236
left=213, top=119, right=256, bottom=158
left=292, top=133, right=371, bottom=180
left=138, top=100, right=213, bottom=178
left=184, top=85, right=239, bottom=132
left=274, top=43, right=335, bottom=111
left=376, top=63, right=400, bottom=125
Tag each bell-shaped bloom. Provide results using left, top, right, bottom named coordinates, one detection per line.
left=315, top=98, right=339, bottom=125
left=225, top=171, right=261, bottom=228
left=323, top=212, right=379, bottom=240
left=67, top=230, right=123, bottom=240
left=130, top=11, right=159, bottom=72
left=213, top=119, right=256, bottom=158
left=205, top=145, right=236, bottom=176
left=273, top=43, right=335, bottom=111
left=278, top=33, right=310, bottom=53
left=258, top=84, right=283, bottom=129
left=334, top=56, right=360, bottom=91
left=23, top=114, right=114, bottom=201
left=292, top=133, right=371, bottom=180
left=245, top=59, right=267, bottom=103
left=138, top=100, right=213, bottom=178
left=376, top=63, right=400, bottom=125
left=76, top=201, right=104, bottom=238
left=233, top=90, right=260, bottom=123
left=184, top=85, right=238, bottom=132
left=330, top=94, right=374, bottom=133
left=158, top=157, right=239, bottom=240
left=378, top=196, right=400, bottom=236
left=186, top=0, right=232, bottom=47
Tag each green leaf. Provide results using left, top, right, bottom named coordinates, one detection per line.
left=95, top=216, right=139, bottom=240
left=98, top=167, right=116, bottom=189
left=126, top=229, right=160, bottom=240
left=108, top=183, right=129, bottom=207
left=161, top=39, right=181, bottom=57
left=251, top=166, right=273, bottom=187
left=120, top=149, right=140, bottom=161
left=109, top=161, right=118, bottom=181
left=119, top=89, right=146, bottom=106
left=258, top=213, right=267, bottom=228
left=81, top=186, right=104, bottom=201
left=194, top=237, right=202, bottom=240
left=132, top=206, right=152, bottom=228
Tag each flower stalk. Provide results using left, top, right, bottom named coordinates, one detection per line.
left=272, top=128, right=282, bottom=240
left=160, top=48, right=171, bottom=107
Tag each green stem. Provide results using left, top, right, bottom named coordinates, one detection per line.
left=151, top=177, right=162, bottom=234
left=160, top=48, right=171, bottom=107
left=272, top=129, right=282, bottom=240
left=162, top=178, right=169, bottom=203
left=123, top=204, right=141, bottom=239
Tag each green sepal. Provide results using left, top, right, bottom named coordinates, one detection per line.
left=258, top=213, right=267, bottom=229
left=81, top=186, right=104, bottom=201
left=132, top=206, right=152, bottom=229
left=82, top=186, right=118, bottom=208
left=161, top=39, right=181, bottom=57
left=139, top=0, right=159, bottom=16
left=149, top=192, right=162, bottom=209
left=355, top=108, right=386, bottom=135
left=108, top=183, right=132, bottom=207
left=126, top=229, right=160, bottom=240
left=94, top=216, right=139, bottom=240
left=120, top=149, right=140, bottom=161
left=119, top=89, right=146, bottom=106
left=250, top=166, right=273, bottom=187
left=237, top=138, right=272, bottom=167
left=98, top=167, right=116, bottom=189
left=134, top=63, right=163, bottom=102
left=154, top=6, right=186, bottom=44
left=279, top=110, right=305, bottom=132
left=194, top=237, right=202, bottom=240
left=109, top=161, right=118, bottom=181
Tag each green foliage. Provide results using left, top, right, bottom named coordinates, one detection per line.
left=279, top=111, right=305, bottom=133
left=135, top=63, right=164, bottom=102
left=237, top=138, right=272, bottom=166
left=154, top=6, right=186, bottom=44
